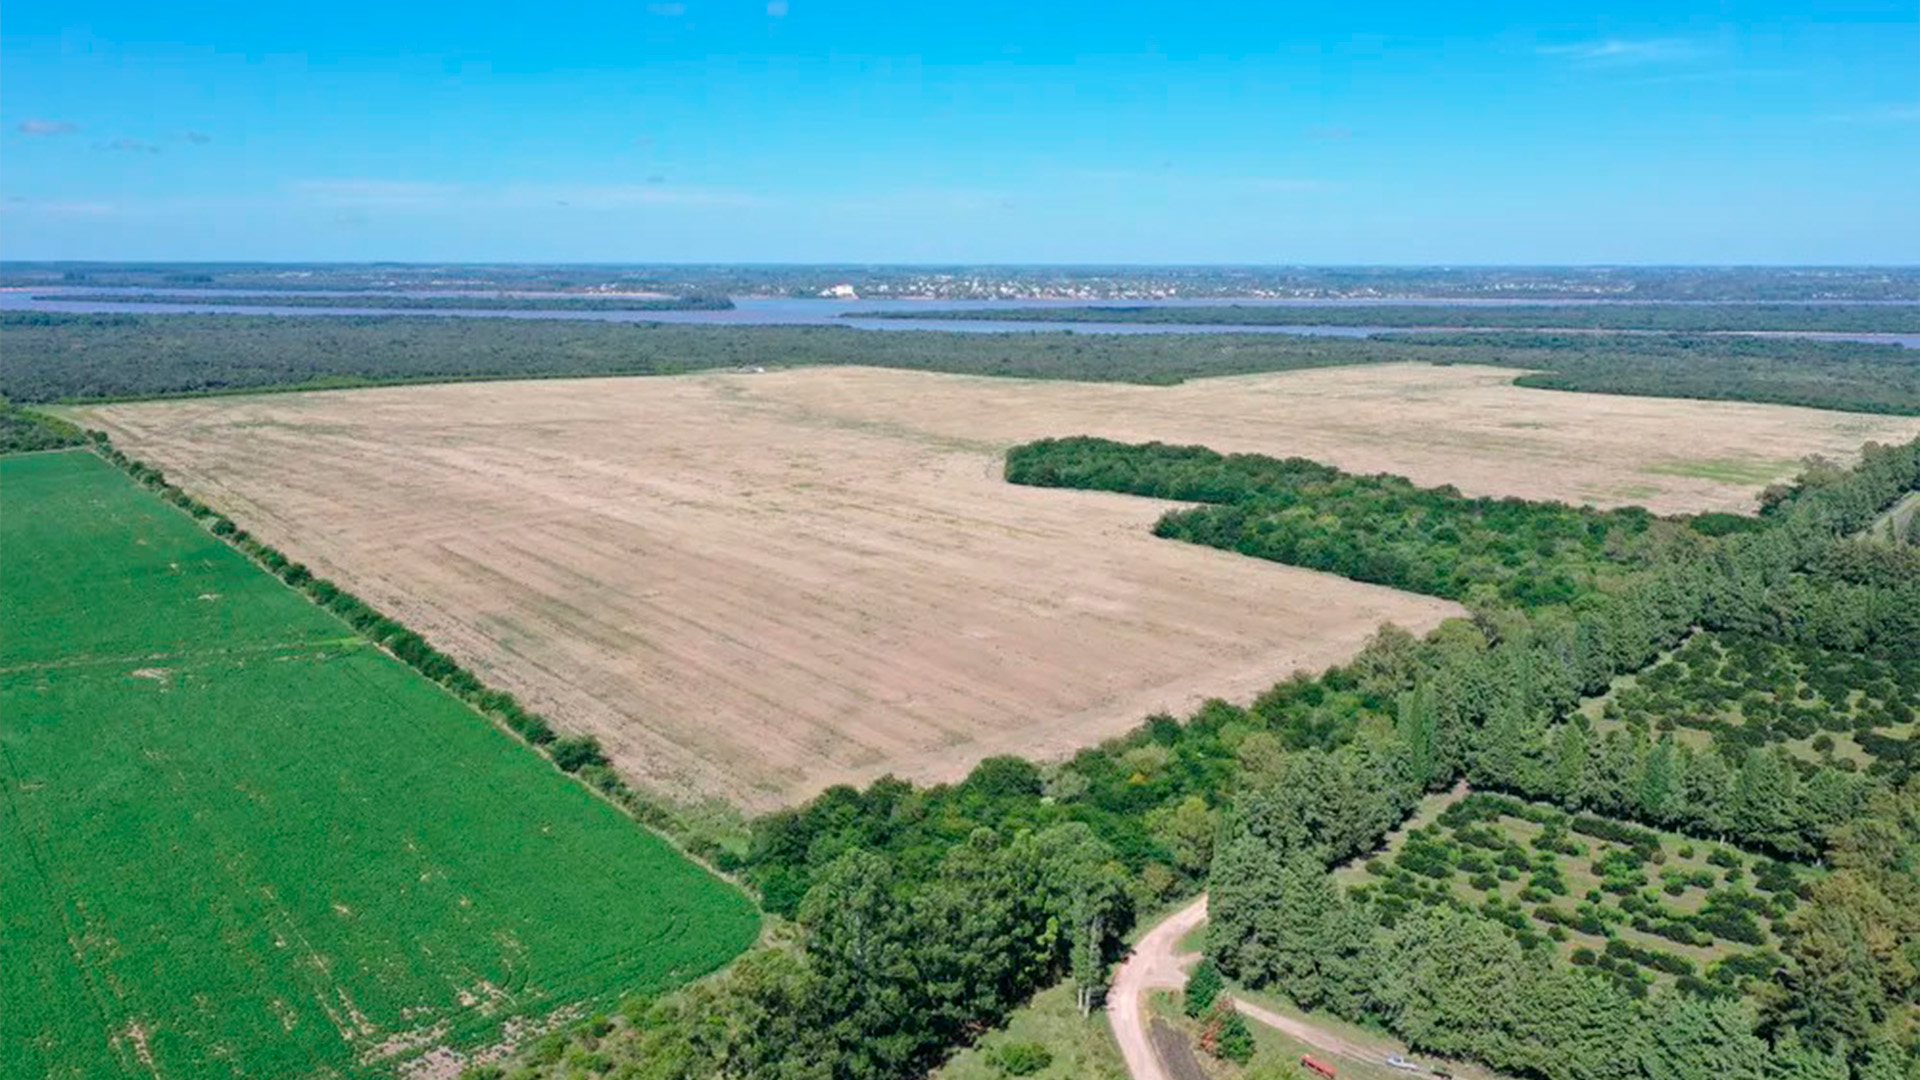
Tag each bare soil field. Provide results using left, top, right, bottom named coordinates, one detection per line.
left=73, top=363, right=1914, bottom=806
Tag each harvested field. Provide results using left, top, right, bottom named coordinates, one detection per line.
left=74, top=363, right=1912, bottom=806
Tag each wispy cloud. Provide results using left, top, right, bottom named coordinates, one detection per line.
left=179, top=130, right=214, bottom=145
left=1541, top=38, right=1706, bottom=66
left=98, top=137, right=162, bottom=154
left=1631, top=67, right=1794, bottom=86
left=646, top=2, right=686, bottom=14
left=1826, top=103, right=1920, bottom=124
left=1242, top=178, right=1324, bottom=193
left=290, top=179, right=457, bottom=207
left=767, top=0, right=790, bottom=15
left=0, top=196, right=116, bottom=217
left=18, top=118, right=79, bottom=136
left=499, top=183, right=761, bottom=209
left=290, top=178, right=761, bottom=212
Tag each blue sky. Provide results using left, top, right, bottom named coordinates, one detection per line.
left=3, top=1, right=1916, bottom=263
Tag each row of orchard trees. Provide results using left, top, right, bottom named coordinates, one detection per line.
left=1208, top=439, right=1920, bottom=1078
left=1210, top=773, right=1920, bottom=1080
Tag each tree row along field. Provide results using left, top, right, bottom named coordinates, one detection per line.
left=6, top=311, right=1920, bottom=415
left=490, top=426, right=1919, bottom=1080
left=0, top=451, right=759, bottom=1079
left=850, top=301, right=1920, bottom=334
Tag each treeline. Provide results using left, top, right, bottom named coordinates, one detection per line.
left=79, top=430, right=751, bottom=866
left=38, top=292, right=735, bottom=312
left=0, top=400, right=86, bottom=453
left=1389, top=331, right=1920, bottom=416
left=7, top=313, right=1920, bottom=418
left=853, top=302, right=1920, bottom=334
left=1007, top=436, right=1686, bottom=607
left=0, top=313, right=1413, bottom=401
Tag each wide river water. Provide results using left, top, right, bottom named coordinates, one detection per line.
left=4, top=290, right=1916, bottom=348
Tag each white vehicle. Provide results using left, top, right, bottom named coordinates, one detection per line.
left=1385, top=1055, right=1421, bottom=1073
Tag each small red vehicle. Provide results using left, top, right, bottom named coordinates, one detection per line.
left=1301, top=1055, right=1338, bottom=1079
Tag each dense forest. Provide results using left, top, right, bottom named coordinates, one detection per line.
left=5, top=313, right=1918, bottom=417
left=467, top=435, right=1920, bottom=1080
left=854, top=302, right=1920, bottom=334
left=1386, top=331, right=1920, bottom=415
left=36, top=292, right=734, bottom=311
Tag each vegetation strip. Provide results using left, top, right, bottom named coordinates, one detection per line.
left=6, top=312, right=1919, bottom=415
left=35, top=292, right=734, bottom=311
left=849, top=302, right=1920, bottom=334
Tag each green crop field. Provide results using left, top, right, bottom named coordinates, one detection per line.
left=1, top=451, right=759, bottom=1079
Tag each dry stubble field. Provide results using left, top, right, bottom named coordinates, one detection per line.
left=74, top=363, right=1919, bottom=807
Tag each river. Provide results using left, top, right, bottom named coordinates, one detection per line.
left=4, top=290, right=1915, bottom=348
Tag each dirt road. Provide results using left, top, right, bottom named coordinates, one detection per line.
left=1110, top=893, right=1482, bottom=1080
left=1108, top=896, right=1210, bottom=1080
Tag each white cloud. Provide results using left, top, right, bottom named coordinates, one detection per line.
left=1541, top=38, right=1706, bottom=65
left=18, top=118, right=79, bottom=136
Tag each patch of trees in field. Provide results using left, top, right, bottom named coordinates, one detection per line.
left=1006, top=437, right=1696, bottom=606
left=0, top=400, right=85, bottom=453
left=38, top=292, right=734, bottom=311
left=5, top=312, right=1919, bottom=416
left=854, top=302, right=1920, bottom=334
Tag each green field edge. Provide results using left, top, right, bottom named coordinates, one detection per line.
left=34, top=443, right=764, bottom=910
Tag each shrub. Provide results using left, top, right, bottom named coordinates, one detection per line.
left=1200, top=1001, right=1255, bottom=1064
left=1185, top=959, right=1223, bottom=1017
left=549, top=735, right=609, bottom=773
left=992, top=1041, right=1053, bottom=1076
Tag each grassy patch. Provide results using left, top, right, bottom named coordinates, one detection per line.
left=1644, top=456, right=1795, bottom=485
left=1, top=451, right=759, bottom=1079
left=931, top=981, right=1127, bottom=1080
